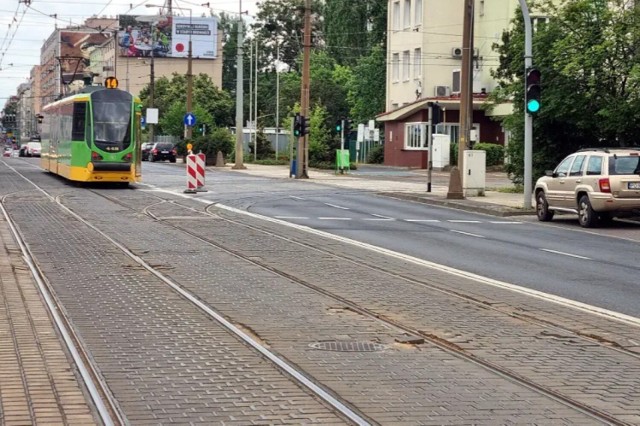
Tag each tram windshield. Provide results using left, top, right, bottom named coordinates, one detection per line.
left=91, top=90, right=133, bottom=151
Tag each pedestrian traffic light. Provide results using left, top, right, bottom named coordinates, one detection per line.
left=526, top=67, right=541, bottom=114
left=335, top=119, right=343, bottom=133
left=301, top=115, right=311, bottom=136
left=293, top=113, right=302, bottom=137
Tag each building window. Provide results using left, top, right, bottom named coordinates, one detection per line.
left=392, top=53, right=400, bottom=82
left=452, top=69, right=461, bottom=93
left=414, top=48, right=421, bottom=78
left=404, top=0, right=411, bottom=29
left=414, top=0, right=423, bottom=26
left=405, top=122, right=427, bottom=149
left=403, top=50, right=410, bottom=81
left=393, top=1, right=401, bottom=31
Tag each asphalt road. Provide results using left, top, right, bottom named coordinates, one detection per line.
left=129, top=161, right=640, bottom=317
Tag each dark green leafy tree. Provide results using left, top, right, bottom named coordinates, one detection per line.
left=252, top=0, right=324, bottom=72
left=347, top=45, right=386, bottom=123
left=491, top=0, right=640, bottom=185
left=219, top=12, right=242, bottom=94
left=139, top=73, right=234, bottom=135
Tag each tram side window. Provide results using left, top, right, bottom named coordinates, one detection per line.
left=72, top=103, right=87, bottom=141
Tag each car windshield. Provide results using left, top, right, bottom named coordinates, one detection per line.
left=609, top=155, right=640, bottom=175
left=155, top=143, right=174, bottom=150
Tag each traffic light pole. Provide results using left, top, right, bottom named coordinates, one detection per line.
left=519, top=0, right=533, bottom=209
left=297, top=0, right=311, bottom=179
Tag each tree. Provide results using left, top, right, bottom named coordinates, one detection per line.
left=251, top=0, right=324, bottom=72
left=218, top=12, right=242, bottom=94
left=347, top=45, right=386, bottom=124
left=138, top=73, right=234, bottom=135
left=490, top=0, right=640, bottom=185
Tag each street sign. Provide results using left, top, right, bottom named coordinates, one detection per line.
left=183, top=113, right=196, bottom=127
left=146, top=108, right=159, bottom=124
left=140, top=116, right=146, bottom=129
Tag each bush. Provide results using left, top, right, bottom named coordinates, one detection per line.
left=368, top=144, right=384, bottom=164
left=192, top=127, right=234, bottom=160
left=473, top=142, right=504, bottom=166
left=449, top=142, right=504, bottom=167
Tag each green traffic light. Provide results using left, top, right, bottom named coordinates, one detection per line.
left=527, top=99, right=540, bottom=113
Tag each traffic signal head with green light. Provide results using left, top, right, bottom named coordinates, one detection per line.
left=293, top=113, right=302, bottom=137
left=335, top=119, right=343, bottom=133
left=526, top=67, right=541, bottom=114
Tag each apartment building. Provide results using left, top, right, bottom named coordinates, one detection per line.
left=377, top=0, right=526, bottom=168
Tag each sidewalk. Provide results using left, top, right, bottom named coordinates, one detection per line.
left=221, top=163, right=536, bottom=217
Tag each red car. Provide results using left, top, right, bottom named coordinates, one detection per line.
left=3, top=147, right=12, bottom=157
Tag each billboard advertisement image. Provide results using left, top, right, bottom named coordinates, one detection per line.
left=118, top=15, right=218, bottom=59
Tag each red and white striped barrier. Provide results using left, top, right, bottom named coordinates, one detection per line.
left=184, top=153, right=207, bottom=193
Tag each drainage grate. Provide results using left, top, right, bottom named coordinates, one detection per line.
left=309, top=341, right=386, bottom=352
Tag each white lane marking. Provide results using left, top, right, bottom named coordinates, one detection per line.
left=275, top=216, right=309, bottom=220
left=489, top=221, right=523, bottom=224
left=318, top=217, right=352, bottom=220
left=405, top=219, right=441, bottom=223
left=290, top=196, right=306, bottom=200
left=448, top=220, right=481, bottom=223
left=363, top=218, right=394, bottom=221
left=324, top=203, right=350, bottom=210
left=539, top=248, right=591, bottom=260
left=369, top=213, right=394, bottom=220
left=211, top=203, right=640, bottom=328
left=450, top=230, right=485, bottom=238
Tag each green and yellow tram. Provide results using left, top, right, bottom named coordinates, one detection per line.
left=40, top=85, right=142, bottom=184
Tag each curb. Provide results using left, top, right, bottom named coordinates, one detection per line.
left=377, top=192, right=536, bottom=218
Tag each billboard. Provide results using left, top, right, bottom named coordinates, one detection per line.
left=118, top=15, right=218, bottom=59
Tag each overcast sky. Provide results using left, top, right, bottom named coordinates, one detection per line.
left=0, top=0, right=258, bottom=106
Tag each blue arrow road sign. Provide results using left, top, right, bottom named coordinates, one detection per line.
left=140, top=116, right=146, bottom=128
left=183, top=112, right=196, bottom=127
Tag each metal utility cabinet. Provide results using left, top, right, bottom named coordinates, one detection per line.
left=462, top=150, right=486, bottom=196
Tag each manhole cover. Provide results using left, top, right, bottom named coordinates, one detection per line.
left=309, top=341, right=386, bottom=352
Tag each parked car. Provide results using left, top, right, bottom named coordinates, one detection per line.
left=29, top=135, right=41, bottom=142
left=3, top=147, right=12, bottom=157
left=147, top=142, right=177, bottom=163
left=19, top=142, right=42, bottom=157
left=141, top=142, right=153, bottom=160
left=535, top=148, right=640, bottom=227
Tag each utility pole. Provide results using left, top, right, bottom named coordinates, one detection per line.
left=254, top=37, right=258, bottom=162
left=518, top=0, right=533, bottom=209
left=233, top=3, right=246, bottom=169
left=148, top=34, right=156, bottom=143
left=447, top=0, right=473, bottom=199
left=296, top=0, right=311, bottom=178
left=185, top=11, right=193, bottom=141
left=275, top=40, right=280, bottom=160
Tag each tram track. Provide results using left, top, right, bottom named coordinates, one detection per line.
left=83, top=189, right=639, bottom=425
left=5, top=168, right=371, bottom=425
left=0, top=196, right=126, bottom=426
left=3, top=162, right=637, bottom=424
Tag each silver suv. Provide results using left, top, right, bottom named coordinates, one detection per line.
left=534, top=148, right=640, bottom=227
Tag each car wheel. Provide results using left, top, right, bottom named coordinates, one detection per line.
left=578, top=195, right=599, bottom=228
left=169, top=158, right=176, bottom=163
left=536, top=191, right=554, bottom=222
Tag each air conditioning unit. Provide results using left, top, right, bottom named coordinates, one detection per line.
left=434, top=85, right=451, bottom=97
left=473, top=48, right=480, bottom=58
left=451, top=47, right=463, bottom=58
